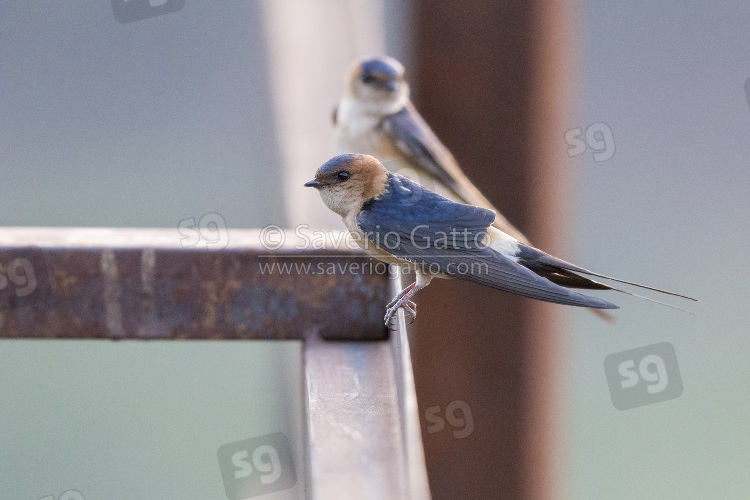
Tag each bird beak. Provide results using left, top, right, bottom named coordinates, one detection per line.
left=304, top=179, right=326, bottom=189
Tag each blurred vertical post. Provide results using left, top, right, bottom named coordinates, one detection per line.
left=411, top=1, right=574, bottom=499
left=260, top=0, right=389, bottom=230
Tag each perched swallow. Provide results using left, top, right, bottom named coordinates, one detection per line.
left=334, top=56, right=635, bottom=322
left=305, top=154, right=696, bottom=326
left=333, top=55, right=530, bottom=244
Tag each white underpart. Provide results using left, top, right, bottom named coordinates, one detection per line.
left=319, top=186, right=364, bottom=218
left=486, top=226, right=521, bottom=262
left=336, top=93, right=410, bottom=153
left=341, top=90, right=409, bottom=120
left=337, top=97, right=384, bottom=138
left=342, top=210, right=364, bottom=236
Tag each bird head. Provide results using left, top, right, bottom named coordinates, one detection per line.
left=305, top=154, right=388, bottom=216
left=346, top=56, right=409, bottom=114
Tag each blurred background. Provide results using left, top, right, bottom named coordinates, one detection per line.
left=1, top=1, right=748, bottom=499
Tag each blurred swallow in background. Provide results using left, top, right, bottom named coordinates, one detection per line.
left=333, top=55, right=530, bottom=244
left=305, top=154, right=696, bottom=326
left=333, top=56, right=627, bottom=318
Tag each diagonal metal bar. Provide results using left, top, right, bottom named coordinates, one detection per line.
left=389, top=269, right=432, bottom=500
left=304, top=269, right=431, bottom=500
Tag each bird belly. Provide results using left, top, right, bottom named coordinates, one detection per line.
left=337, top=120, right=401, bottom=158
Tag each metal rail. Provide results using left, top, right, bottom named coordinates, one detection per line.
left=305, top=271, right=430, bottom=500
left=0, top=227, right=431, bottom=499
left=0, top=228, right=387, bottom=340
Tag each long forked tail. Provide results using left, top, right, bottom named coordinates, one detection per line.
left=534, top=268, right=688, bottom=318
left=562, top=267, right=697, bottom=302
left=608, top=285, right=695, bottom=313
left=519, top=245, right=698, bottom=311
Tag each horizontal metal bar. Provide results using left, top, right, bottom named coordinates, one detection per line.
left=1, top=229, right=431, bottom=497
left=0, top=228, right=388, bottom=340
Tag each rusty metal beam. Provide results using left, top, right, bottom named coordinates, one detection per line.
left=411, top=1, right=574, bottom=499
left=0, top=228, right=388, bottom=341
left=0, top=228, right=432, bottom=499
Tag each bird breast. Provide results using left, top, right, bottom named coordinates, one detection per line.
left=336, top=99, right=402, bottom=158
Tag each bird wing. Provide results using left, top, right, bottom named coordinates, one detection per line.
left=381, top=105, right=465, bottom=196
left=381, top=104, right=530, bottom=243
left=357, top=175, right=618, bottom=310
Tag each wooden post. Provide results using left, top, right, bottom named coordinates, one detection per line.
left=411, top=1, right=574, bottom=499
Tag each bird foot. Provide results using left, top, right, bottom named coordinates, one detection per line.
left=384, top=299, right=417, bottom=326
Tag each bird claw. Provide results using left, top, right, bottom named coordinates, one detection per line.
left=384, top=299, right=417, bottom=326
left=402, top=300, right=416, bottom=323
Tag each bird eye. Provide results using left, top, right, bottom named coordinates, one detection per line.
left=337, top=171, right=351, bottom=182
left=362, top=74, right=377, bottom=84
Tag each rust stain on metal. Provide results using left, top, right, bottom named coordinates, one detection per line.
left=0, top=231, right=389, bottom=341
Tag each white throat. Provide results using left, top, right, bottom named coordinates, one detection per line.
left=339, top=89, right=409, bottom=121
left=318, top=187, right=364, bottom=218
